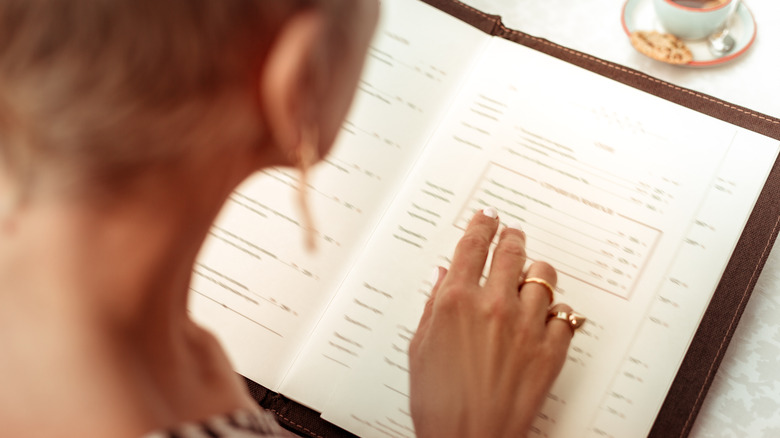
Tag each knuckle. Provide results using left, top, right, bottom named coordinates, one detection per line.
left=481, top=294, right=513, bottom=320
left=529, top=261, right=558, bottom=284
left=457, top=232, right=492, bottom=253
left=495, top=237, right=526, bottom=259
left=435, top=285, right=469, bottom=312
left=512, top=325, right=542, bottom=353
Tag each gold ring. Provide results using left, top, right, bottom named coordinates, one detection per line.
left=521, top=277, right=555, bottom=304
left=546, top=311, right=587, bottom=333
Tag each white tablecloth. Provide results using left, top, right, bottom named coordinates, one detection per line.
left=457, top=1, right=780, bottom=436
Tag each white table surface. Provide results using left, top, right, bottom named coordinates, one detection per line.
left=456, top=1, right=780, bottom=436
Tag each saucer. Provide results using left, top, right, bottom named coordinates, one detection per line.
left=621, top=0, right=756, bottom=67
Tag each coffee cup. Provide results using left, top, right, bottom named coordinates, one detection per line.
left=652, top=0, right=734, bottom=40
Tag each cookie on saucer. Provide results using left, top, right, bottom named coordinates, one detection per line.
left=630, top=30, right=693, bottom=65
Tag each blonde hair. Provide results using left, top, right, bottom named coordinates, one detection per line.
left=0, top=0, right=324, bottom=194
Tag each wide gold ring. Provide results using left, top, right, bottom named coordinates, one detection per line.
left=520, top=277, right=555, bottom=305
left=546, top=311, right=587, bottom=333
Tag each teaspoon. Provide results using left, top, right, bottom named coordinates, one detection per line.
left=708, top=0, right=741, bottom=57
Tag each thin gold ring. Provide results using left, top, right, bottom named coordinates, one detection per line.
left=546, top=311, right=587, bottom=333
left=520, top=277, right=554, bottom=304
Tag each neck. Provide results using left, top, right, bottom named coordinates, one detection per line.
left=7, top=169, right=225, bottom=330
left=0, top=159, right=258, bottom=436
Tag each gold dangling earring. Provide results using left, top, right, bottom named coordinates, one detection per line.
left=294, top=126, right=319, bottom=251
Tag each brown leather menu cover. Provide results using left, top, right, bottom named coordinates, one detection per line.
left=246, top=1, right=780, bottom=437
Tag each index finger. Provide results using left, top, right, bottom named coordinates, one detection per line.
left=446, top=208, right=500, bottom=285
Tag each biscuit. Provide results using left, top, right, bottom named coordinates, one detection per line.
left=630, top=30, right=693, bottom=65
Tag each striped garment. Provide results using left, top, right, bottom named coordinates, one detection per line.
left=143, top=409, right=294, bottom=438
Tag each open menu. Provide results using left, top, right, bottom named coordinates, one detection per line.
left=188, top=0, right=780, bottom=436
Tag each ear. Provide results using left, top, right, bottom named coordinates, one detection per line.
left=259, top=9, right=326, bottom=164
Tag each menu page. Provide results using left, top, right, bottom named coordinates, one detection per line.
left=284, top=34, right=779, bottom=437
left=188, top=0, right=490, bottom=389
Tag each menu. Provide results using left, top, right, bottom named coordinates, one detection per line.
left=189, top=0, right=780, bottom=436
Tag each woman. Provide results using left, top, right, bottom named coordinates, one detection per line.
left=0, top=0, right=579, bottom=436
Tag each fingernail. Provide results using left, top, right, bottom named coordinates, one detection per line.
left=430, top=266, right=441, bottom=285
left=482, top=207, right=498, bottom=219
left=507, top=220, right=523, bottom=232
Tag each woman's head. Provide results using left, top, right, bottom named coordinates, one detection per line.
left=0, top=0, right=377, bottom=200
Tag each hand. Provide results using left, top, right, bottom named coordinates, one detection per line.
left=409, top=208, right=575, bottom=438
